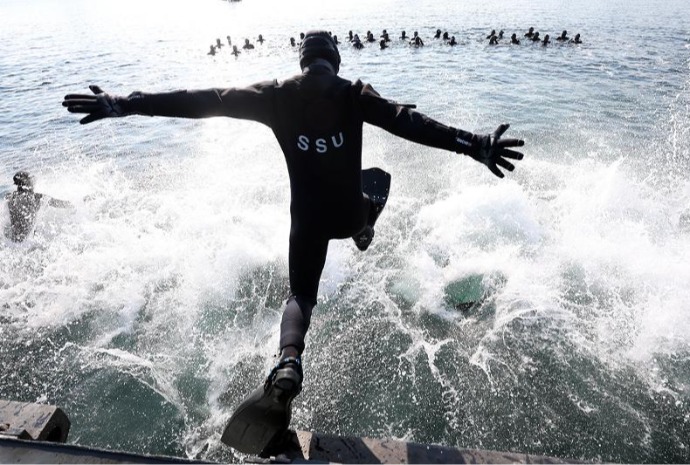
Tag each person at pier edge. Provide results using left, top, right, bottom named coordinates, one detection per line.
left=4, top=171, right=72, bottom=242
left=62, top=30, right=525, bottom=421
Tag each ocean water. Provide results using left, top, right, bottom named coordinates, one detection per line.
left=1, top=0, right=689, bottom=462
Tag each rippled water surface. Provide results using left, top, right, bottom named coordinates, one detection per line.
left=1, top=0, right=689, bottom=462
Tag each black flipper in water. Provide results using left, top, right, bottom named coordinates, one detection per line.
left=354, top=168, right=391, bottom=251
left=362, top=167, right=391, bottom=220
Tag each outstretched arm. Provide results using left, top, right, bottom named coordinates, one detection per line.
left=62, top=83, right=275, bottom=125
left=358, top=83, right=524, bottom=178
left=47, top=197, right=73, bottom=208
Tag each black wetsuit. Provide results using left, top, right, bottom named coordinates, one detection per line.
left=122, top=65, right=465, bottom=353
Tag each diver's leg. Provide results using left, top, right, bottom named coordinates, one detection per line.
left=270, top=231, right=329, bottom=390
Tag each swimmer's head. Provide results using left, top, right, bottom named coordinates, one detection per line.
left=299, top=30, right=341, bottom=73
left=13, top=171, right=34, bottom=190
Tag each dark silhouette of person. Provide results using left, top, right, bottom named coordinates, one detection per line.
left=525, top=27, right=535, bottom=38
left=400, top=30, right=407, bottom=40
left=498, top=30, right=504, bottom=40
left=216, top=38, right=223, bottom=49
left=257, top=34, right=265, bottom=44
left=231, top=45, right=241, bottom=57
left=379, top=39, right=388, bottom=50
left=531, top=31, right=541, bottom=42
left=208, top=45, right=216, bottom=56
left=434, top=29, right=442, bottom=39
left=410, top=32, right=424, bottom=46
left=486, top=29, right=496, bottom=39
left=226, top=36, right=232, bottom=46
left=4, top=171, right=72, bottom=242
left=489, top=35, right=499, bottom=45
left=366, top=31, right=376, bottom=43
left=449, top=36, right=457, bottom=46
left=352, top=34, right=364, bottom=49
left=570, top=33, right=582, bottom=44
left=333, top=35, right=339, bottom=45
left=511, top=33, right=520, bottom=44
left=442, top=31, right=449, bottom=41
left=556, top=30, right=569, bottom=41
left=62, top=30, right=525, bottom=412
left=381, top=29, right=390, bottom=42
left=542, top=34, right=550, bottom=46
left=290, top=37, right=296, bottom=47
left=347, top=30, right=354, bottom=42
left=242, top=38, right=254, bottom=49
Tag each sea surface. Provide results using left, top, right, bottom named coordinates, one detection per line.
left=1, top=0, right=689, bottom=462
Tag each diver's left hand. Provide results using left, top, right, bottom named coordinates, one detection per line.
left=464, top=124, right=525, bottom=178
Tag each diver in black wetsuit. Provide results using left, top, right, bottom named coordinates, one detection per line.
left=4, top=171, right=72, bottom=242
left=62, top=30, right=525, bottom=409
left=511, top=33, right=520, bottom=45
left=525, top=27, right=535, bottom=38
left=556, top=30, right=569, bottom=41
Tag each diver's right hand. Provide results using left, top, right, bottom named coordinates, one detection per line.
left=62, top=85, right=130, bottom=124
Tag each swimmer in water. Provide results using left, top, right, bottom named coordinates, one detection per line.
left=381, top=29, right=390, bottom=42
left=556, top=30, right=569, bottom=41
left=348, top=30, right=354, bottom=42
left=257, top=34, right=265, bottom=44
left=290, top=37, right=296, bottom=47
left=208, top=45, right=216, bottom=56
left=434, top=29, right=442, bottom=39
left=379, top=39, right=388, bottom=50
left=4, top=171, right=72, bottom=242
left=366, top=31, right=376, bottom=43
left=510, top=33, right=520, bottom=44
left=400, top=30, right=407, bottom=40
left=227, top=35, right=232, bottom=46
left=524, top=27, right=535, bottom=38
left=570, top=33, right=582, bottom=44
left=531, top=31, right=541, bottom=42
left=542, top=34, right=550, bottom=46
left=448, top=36, right=457, bottom=46
left=243, top=38, right=254, bottom=49
left=489, top=35, right=498, bottom=45
left=442, top=31, right=449, bottom=41
left=352, top=35, right=364, bottom=49
left=486, top=29, right=496, bottom=39
left=498, top=30, right=504, bottom=40
left=410, top=31, right=424, bottom=46
left=231, top=45, right=241, bottom=57
left=333, top=35, right=339, bottom=45
left=216, top=38, right=223, bottom=49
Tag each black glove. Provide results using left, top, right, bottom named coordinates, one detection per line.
left=456, top=123, right=525, bottom=178
left=62, top=85, right=132, bottom=124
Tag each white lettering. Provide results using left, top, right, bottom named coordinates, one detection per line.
left=331, top=132, right=344, bottom=148
left=297, top=132, right=346, bottom=153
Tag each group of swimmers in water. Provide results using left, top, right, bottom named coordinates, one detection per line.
left=488, top=28, right=583, bottom=46
left=207, top=27, right=583, bottom=57
left=207, top=34, right=265, bottom=56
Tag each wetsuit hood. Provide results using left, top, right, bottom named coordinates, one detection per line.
left=13, top=171, right=34, bottom=190
left=299, top=30, right=341, bottom=74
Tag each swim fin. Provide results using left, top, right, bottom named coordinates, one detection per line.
left=353, top=168, right=391, bottom=251
left=221, top=358, right=302, bottom=456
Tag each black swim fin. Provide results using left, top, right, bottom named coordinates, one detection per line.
left=221, top=358, right=302, bottom=456
left=353, top=168, right=391, bottom=251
